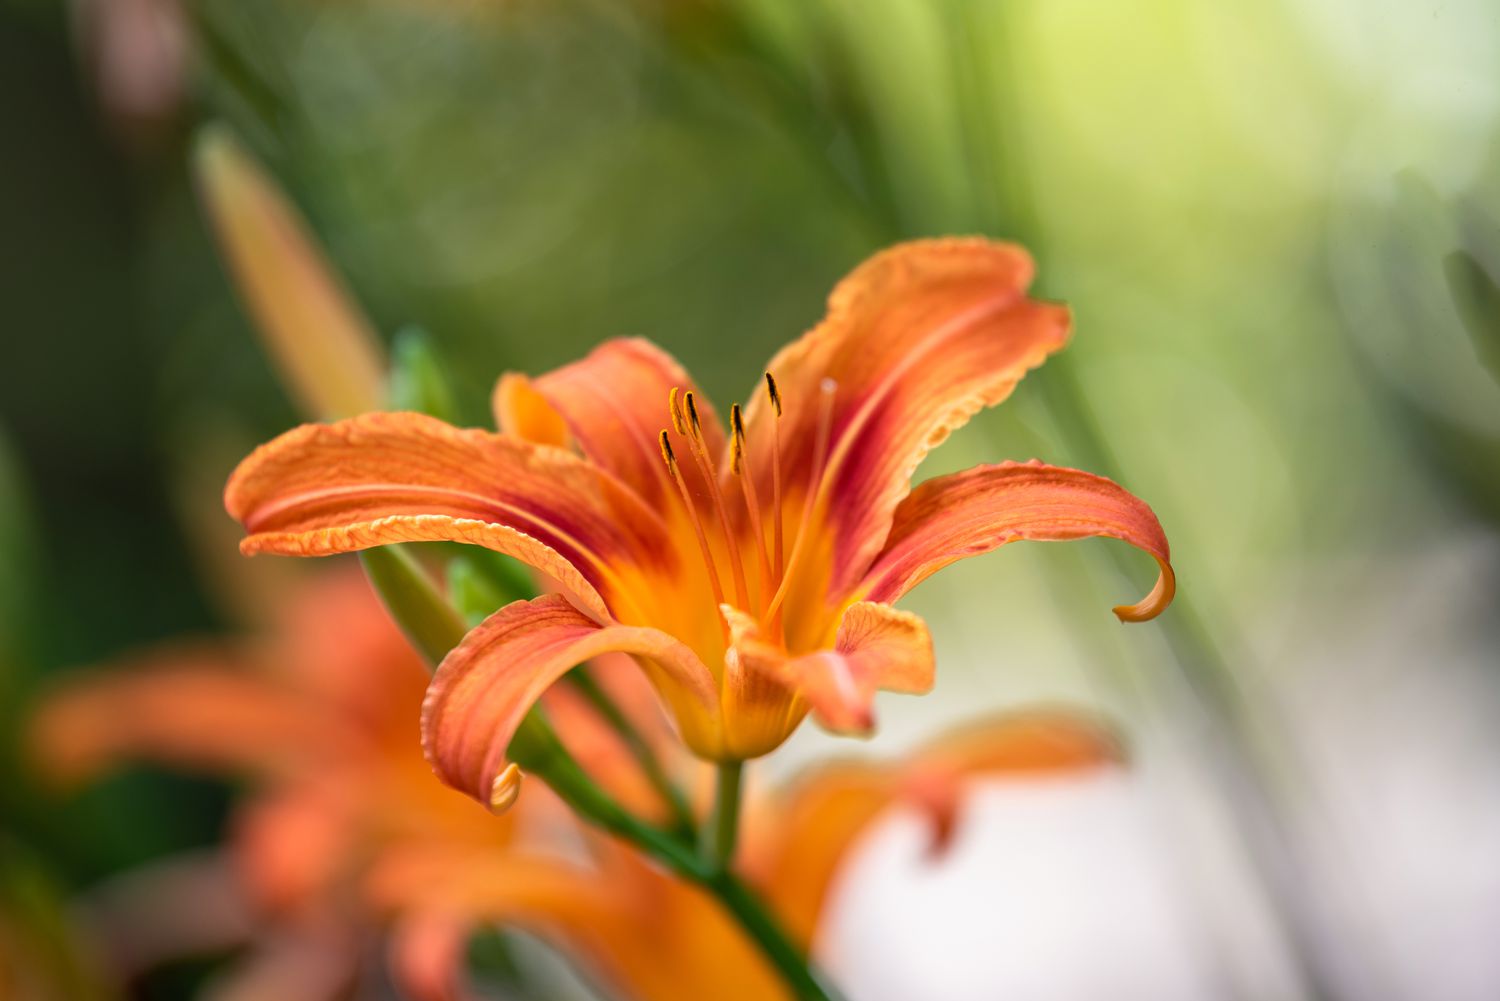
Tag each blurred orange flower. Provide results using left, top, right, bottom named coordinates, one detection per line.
left=225, top=238, right=1175, bottom=811
left=28, top=568, right=678, bottom=997
left=377, top=710, right=1125, bottom=1001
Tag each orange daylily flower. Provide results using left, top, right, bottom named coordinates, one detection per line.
left=376, top=709, right=1125, bottom=1001
left=225, top=238, right=1175, bottom=811
left=28, top=568, right=679, bottom=997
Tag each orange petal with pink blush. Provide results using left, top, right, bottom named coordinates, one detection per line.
left=225, top=411, right=679, bottom=622
left=736, top=238, right=1071, bottom=595
left=28, top=651, right=331, bottom=787
left=778, top=602, right=935, bottom=735
left=859, top=460, right=1174, bottom=621
left=421, top=594, right=717, bottom=810
left=495, top=337, right=727, bottom=510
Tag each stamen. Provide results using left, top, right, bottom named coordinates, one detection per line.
left=766, top=372, right=785, bottom=583
left=765, top=377, right=837, bottom=623
left=729, top=403, right=746, bottom=474
left=682, top=391, right=751, bottom=611
left=657, top=427, right=674, bottom=466
left=731, top=403, right=773, bottom=608
left=660, top=429, right=725, bottom=608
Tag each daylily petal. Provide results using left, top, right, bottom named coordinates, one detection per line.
left=904, top=710, right=1126, bottom=777
left=718, top=606, right=807, bottom=760
left=491, top=373, right=570, bottom=449
left=421, top=594, right=717, bottom=809
left=750, top=710, right=1124, bottom=945
left=28, top=652, right=333, bottom=786
left=738, top=238, right=1071, bottom=596
left=894, top=710, right=1126, bottom=854
left=233, top=778, right=362, bottom=915
left=746, top=763, right=889, bottom=948
left=273, top=569, right=431, bottom=738
left=778, top=602, right=935, bottom=735
left=859, top=461, right=1175, bottom=621
left=387, top=911, right=467, bottom=1001
left=225, top=411, right=678, bottom=622
left=494, top=337, right=727, bottom=509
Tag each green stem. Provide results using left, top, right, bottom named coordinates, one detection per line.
left=359, top=546, right=467, bottom=666
left=565, top=669, right=698, bottom=838
left=512, top=718, right=696, bottom=870
left=524, top=731, right=835, bottom=1000
left=702, top=760, right=744, bottom=867
left=702, top=868, right=841, bottom=1001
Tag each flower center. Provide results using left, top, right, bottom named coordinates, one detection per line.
left=656, top=374, right=837, bottom=645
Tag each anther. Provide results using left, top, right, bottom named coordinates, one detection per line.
left=684, top=391, right=703, bottom=437
left=765, top=372, right=782, bottom=416
left=730, top=403, right=746, bottom=475
left=659, top=429, right=676, bottom=469
left=668, top=387, right=688, bottom=437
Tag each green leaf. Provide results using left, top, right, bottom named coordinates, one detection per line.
left=447, top=557, right=510, bottom=628
left=387, top=325, right=460, bottom=422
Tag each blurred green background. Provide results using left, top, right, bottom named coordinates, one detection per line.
left=3, top=0, right=1500, bottom=999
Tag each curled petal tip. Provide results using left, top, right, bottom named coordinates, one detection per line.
left=489, top=762, right=523, bottom=814
left=822, top=702, right=877, bottom=737
left=1112, top=560, right=1176, bottom=623
left=900, top=770, right=963, bottom=859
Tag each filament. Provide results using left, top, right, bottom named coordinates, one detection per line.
left=730, top=402, right=773, bottom=611
left=681, top=391, right=751, bottom=611
left=659, top=429, right=725, bottom=609
left=764, top=377, right=837, bottom=623
left=766, top=372, right=785, bottom=584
